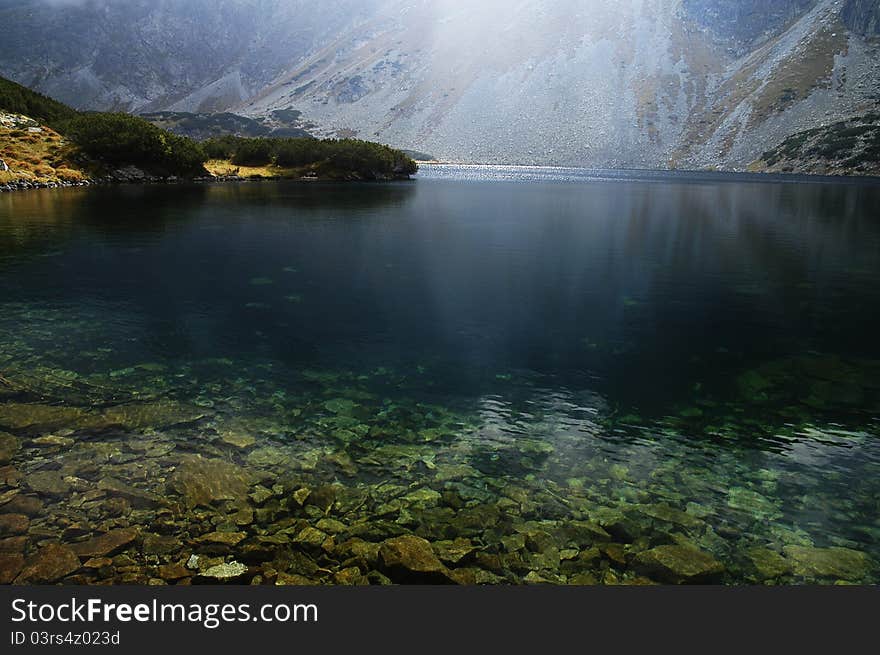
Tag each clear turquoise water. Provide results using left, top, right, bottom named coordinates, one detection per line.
left=1, top=166, right=879, bottom=584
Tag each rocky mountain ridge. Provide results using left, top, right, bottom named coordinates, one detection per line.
left=1, top=0, right=878, bottom=171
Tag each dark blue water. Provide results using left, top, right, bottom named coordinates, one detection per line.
left=1, top=166, right=879, bottom=584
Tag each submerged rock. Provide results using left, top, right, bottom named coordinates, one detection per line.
left=378, top=535, right=454, bottom=583
left=0, top=536, right=28, bottom=553
left=15, top=544, right=80, bottom=583
left=167, top=456, right=255, bottom=508
left=142, top=534, right=182, bottom=556
left=97, top=477, right=162, bottom=508
left=158, top=563, right=190, bottom=581
left=70, top=528, right=139, bottom=558
left=196, top=531, right=247, bottom=547
left=101, top=401, right=205, bottom=430
left=633, top=545, right=724, bottom=583
left=433, top=537, right=477, bottom=565
left=2, top=494, right=43, bottom=516
left=32, top=435, right=75, bottom=447
left=275, top=572, right=317, bottom=585
left=199, top=561, right=248, bottom=582
left=746, top=547, right=791, bottom=580
left=333, top=566, right=369, bottom=585
left=219, top=430, right=256, bottom=449
left=0, top=514, right=29, bottom=536
left=635, top=503, right=702, bottom=529
left=0, top=552, right=25, bottom=584
left=0, top=403, right=94, bottom=432
left=726, top=487, right=782, bottom=520
left=0, top=431, right=20, bottom=464
left=293, top=527, right=328, bottom=549
left=324, top=398, right=358, bottom=415
left=782, top=546, right=871, bottom=581
left=26, top=470, right=71, bottom=497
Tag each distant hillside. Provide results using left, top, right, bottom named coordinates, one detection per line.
left=141, top=110, right=313, bottom=141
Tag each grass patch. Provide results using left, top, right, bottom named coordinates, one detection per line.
left=0, top=118, right=88, bottom=184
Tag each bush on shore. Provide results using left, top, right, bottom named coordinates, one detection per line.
left=204, top=135, right=418, bottom=178
left=57, top=112, right=208, bottom=176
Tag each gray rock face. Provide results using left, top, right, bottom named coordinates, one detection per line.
left=1, top=1, right=878, bottom=170
left=682, top=0, right=817, bottom=50
left=842, top=0, right=880, bottom=36
left=0, top=0, right=379, bottom=113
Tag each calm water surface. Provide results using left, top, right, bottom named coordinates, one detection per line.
left=1, top=165, right=879, bottom=584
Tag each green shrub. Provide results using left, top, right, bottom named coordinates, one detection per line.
left=202, top=135, right=418, bottom=178
left=274, top=138, right=326, bottom=167
left=58, top=112, right=207, bottom=176
left=228, top=138, right=274, bottom=166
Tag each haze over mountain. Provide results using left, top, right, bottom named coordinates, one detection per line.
left=2, top=0, right=878, bottom=168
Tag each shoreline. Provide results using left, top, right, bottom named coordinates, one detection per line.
left=3, top=163, right=879, bottom=194
left=0, top=172, right=415, bottom=194
left=416, top=161, right=880, bottom=183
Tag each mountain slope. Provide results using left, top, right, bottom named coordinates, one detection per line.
left=0, top=0, right=379, bottom=113
left=2, top=0, right=878, bottom=170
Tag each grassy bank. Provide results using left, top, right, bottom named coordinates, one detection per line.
left=0, top=112, right=88, bottom=186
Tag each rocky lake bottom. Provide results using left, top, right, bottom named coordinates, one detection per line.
left=1, top=173, right=879, bottom=585
left=1, top=330, right=878, bottom=586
